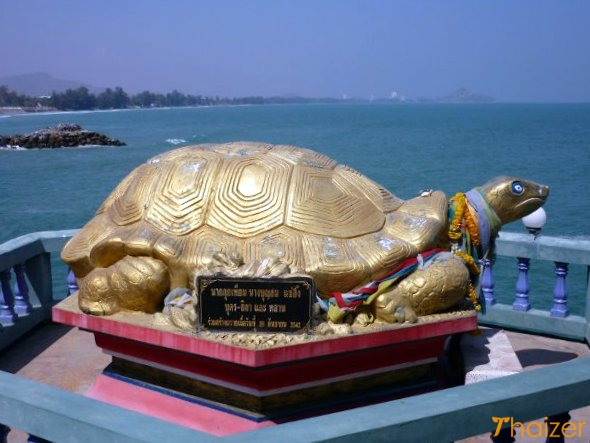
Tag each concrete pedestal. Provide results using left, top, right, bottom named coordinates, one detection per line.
left=53, top=296, right=477, bottom=436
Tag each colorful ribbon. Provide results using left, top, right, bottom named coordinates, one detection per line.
left=319, top=249, right=444, bottom=322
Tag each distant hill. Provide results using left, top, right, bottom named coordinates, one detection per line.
left=0, top=72, right=100, bottom=96
left=437, top=88, right=495, bottom=103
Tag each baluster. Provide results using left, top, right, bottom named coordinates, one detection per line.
left=13, top=264, right=32, bottom=315
left=67, top=268, right=78, bottom=295
left=512, top=257, right=531, bottom=311
left=480, top=258, right=496, bottom=306
left=550, top=262, right=569, bottom=318
left=0, top=269, right=17, bottom=324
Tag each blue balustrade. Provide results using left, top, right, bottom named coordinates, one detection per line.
left=551, top=262, right=569, bottom=318
left=13, top=264, right=32, bottom=316
left=0, top=269, right=17, bottom=325
left=66, top=268, right=78, bottom=296
left=480, top=258, right=496, bottom=306
left=479, top=232, right=590, bottom=341
left=512, top=257, right=531, bottom=311
left=0, top=230, right=78, bottom=351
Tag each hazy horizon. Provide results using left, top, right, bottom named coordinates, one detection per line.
left=2, top=1, right=589, bottom=102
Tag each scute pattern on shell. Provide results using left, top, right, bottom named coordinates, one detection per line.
left=207, top=153, right=292, bottom=237
left=102, top=143, right=401, bottom=239
left=63, top=142, right=448, bottom=295
left=146, top=153, right=220, bottom=235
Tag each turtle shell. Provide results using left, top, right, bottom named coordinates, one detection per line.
left=62, top=142, right=448, bottom=294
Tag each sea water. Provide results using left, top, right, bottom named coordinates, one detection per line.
left=1, top=103, right=589, bottom=313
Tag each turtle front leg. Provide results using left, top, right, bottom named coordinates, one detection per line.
left=374, top=254, right=470, bottom=323
left=78, top=256, right=170, bottom=315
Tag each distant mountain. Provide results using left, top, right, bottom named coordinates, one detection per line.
left=437, top=88, right=495, bottom=103
left=0, top=72, right=100, bottom=96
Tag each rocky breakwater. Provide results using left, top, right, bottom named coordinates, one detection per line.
left=0, top=123, right=126, bottom=148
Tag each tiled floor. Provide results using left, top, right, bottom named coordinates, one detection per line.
left=458, top=329, right=590, bottom=443
left=0, top=323, right=110, bottom=442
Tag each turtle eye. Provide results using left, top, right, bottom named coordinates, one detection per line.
left=511, top=181, right=525, bottom=195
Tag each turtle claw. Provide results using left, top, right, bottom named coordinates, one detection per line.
left=375, top=291, right=418, bottom=324
left=353, top=311, right=375, bottom=326
left=79, top=298, right=113, bottom=316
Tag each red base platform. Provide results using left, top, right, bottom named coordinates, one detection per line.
left=53, top=298, right=476, bottom=436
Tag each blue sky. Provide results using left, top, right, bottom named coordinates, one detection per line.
left=2, top=0, right=589, bottom=101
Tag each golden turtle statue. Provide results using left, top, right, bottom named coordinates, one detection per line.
left=62, top=142, right=548, bottom=323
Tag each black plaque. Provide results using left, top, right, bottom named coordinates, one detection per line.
left=197, top=276, right=313, bottom=333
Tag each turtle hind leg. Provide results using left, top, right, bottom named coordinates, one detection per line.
left=78, top=256, right=170, bottom=315
left=374, top=255, right=470, bottom=323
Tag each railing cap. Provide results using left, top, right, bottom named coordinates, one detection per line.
left=497, top=231, right=590, bottom=264
left=0, top=230, right=78, bottom=270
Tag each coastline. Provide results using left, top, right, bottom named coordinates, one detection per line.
left=0, top=104, right=250, bottom=119
left=0, top=106, right=58, bottom=116
left=3, top=101, right=589, bottom=120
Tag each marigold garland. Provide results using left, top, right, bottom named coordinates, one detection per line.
left=448, top=193, right=479, bottom=246
left=454, top=251, right=480, bottom=276
left=468, top=282, right=481, bottom=312
left=449, top=193, right=483, bottom=312
left=448, top=193, right=466, bottom=241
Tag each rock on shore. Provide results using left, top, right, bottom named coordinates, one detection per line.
left=0, top=123, right=126, bottom=148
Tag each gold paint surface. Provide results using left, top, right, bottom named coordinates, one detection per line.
left=385, top=191, right=448, bottom=250
left=480, top=176, right=550, bottom=225
left=353, top=232, right=417, bottom=277
left=270, top=145, right=338, bottom=169
left=66, top=143, right=522, bottom=318
left=374, top=254, right=470, bottom=323
left=62, top=142, right=436, bottom=314
left=78, top=256, right=169, bottom=315
left=95, top=167, right=140, bottom=215
left=336, top=164, right=404, bottom=213
left=108, top=163, right=158, bottom=226
left=182, top=226, right=243, bottom=271
left=286, top=165, right=385, bottom=237
left=302, top=233, right=370, bottom=294
left=207, top=154, right=291, bottom=237
left=61, top=213, right=118, bottom=277
left=145, top=152, right=220, bottom=235
left=243, top=227, right=307, bottom=270
left=237, top=164, right=266, bottom=197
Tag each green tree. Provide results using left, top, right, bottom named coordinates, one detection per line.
left=50, top=87, right=96, bottom=110
left=0, top=86, right=20, bottom=106
left=165, top=90, right=187, bottom=107
left=112, top=87, right=129, bottom=109
left=97, top=87, right=129, bottom=109
left=97, top=88, right=116, bottom=109
left=131, top=90, right=156, bottom=107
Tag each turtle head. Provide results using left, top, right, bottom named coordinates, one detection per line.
left=479, top=176, right=549, bottom=225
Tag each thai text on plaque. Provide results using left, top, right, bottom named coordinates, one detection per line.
left=197, top=276, right=313, bottom=333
